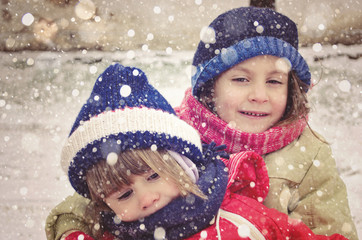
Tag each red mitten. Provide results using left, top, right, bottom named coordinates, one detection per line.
left=226, top=151, right=269, bottom=202
left=65, top=231, right=94, bottom=240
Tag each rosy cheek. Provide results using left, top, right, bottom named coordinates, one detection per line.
left=221, top=88, right=237, bottom=99
left=280, top=95, right=288, bottom=109
left=279, top=93, right=287, bottom=102
left=222, top=99, right=239, bottom=109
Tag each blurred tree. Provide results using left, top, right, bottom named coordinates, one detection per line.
left=250, top=0, right=275, bottom=9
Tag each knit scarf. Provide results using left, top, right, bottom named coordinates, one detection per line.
left=176, top=88, right=307, bottom=155
left=102, top=158, right=228, bottom=240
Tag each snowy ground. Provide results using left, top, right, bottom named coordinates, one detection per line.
left=0, top=44, right=361, bottom=239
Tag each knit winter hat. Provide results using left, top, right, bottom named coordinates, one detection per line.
left=192, top=6, right=311, bottom=97
left=61, top=63, right=203, bottom=198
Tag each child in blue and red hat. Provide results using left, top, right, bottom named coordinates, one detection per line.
left=176, top=6, right=357, bottom=239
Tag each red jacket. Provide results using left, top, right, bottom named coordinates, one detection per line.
left=66, top=152, right=348, bottom=240
left=186, top=152, right=347, bottom=240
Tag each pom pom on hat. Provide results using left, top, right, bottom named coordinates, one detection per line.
left=192, top=7, right=311, bottom=97
left=61, top=63, right=203, bottom=198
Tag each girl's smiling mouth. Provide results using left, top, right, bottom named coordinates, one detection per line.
left=240, top=111, right=269, bottom=117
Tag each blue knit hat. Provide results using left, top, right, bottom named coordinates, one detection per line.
left=192, top=7, right=311, bottom=97
left=61, top=63, right=203, bottom=198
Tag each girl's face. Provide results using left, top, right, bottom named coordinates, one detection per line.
left=213, top=55, right=289, bottom=133
left=104, top=170, right=180, bottom=222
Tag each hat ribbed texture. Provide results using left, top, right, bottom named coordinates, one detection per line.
left=69, top=64, right=174, bottom=135
left=61, top=64, right=203, bottom=198
left=192, top=7, right=311, bottom=97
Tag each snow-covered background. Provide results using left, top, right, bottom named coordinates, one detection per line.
left=2, top=0, right=361, bottom=51
left=0, top=44, right=361, bottom=239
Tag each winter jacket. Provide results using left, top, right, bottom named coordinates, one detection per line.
left=183, top=152, right=347, bottom=240
left=48, top=152, right=348, bottom=240
left=187, top=194, right=348, bottom=240
left=175, top=88, right=358, bottom=240
left=263, top=127, right=357, bottom=238
left=45, top=193, right=92, bottom=240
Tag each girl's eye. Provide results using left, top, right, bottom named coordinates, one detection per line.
left=147, top=172, right=160, bottom=181
left=118, top=190, right=133, bottom=201
left=267, top=79, right=282, bottom=84
left=232, top=77, right=248, bottom=82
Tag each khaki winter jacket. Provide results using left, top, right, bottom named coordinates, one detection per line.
left=263, top=127, right=358, bottom=240
left=45, top=193, right=91, bottom=240
left=45, top=128, right=358, bottom=240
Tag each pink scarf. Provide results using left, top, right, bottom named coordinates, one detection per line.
left=175, top=88, right=307, bottom=155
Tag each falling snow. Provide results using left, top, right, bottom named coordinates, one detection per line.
left=75, top=0, right=96, bottom=20
left=154, top=227, right=166, bottom=240
left=120, top=85, right=132, bottom=98
left=0, top=43, right=360, bottom=239
left=338, top=80, right=352, bottom=92
left=0, top=1, right=362, bottom=239
left=106, top=152, right=118, bottom=166
left=21, top=13, right=35, bottom=26
left=237, top=224, right=251, bottom=238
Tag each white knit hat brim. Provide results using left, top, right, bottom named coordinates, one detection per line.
left=61, top=107, right=203, bottom=174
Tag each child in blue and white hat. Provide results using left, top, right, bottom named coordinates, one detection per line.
left=59, top=63, right=228, bottom=239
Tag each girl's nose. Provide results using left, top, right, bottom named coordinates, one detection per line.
left=140, top=191, right=160, bottom=210
left=248, top=84, right=268, bottom=103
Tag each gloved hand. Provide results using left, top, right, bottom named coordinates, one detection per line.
left=226, top=151, right=269, bottom=202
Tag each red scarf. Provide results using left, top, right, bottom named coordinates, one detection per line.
left=175, top=88, right=307, bottom=155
